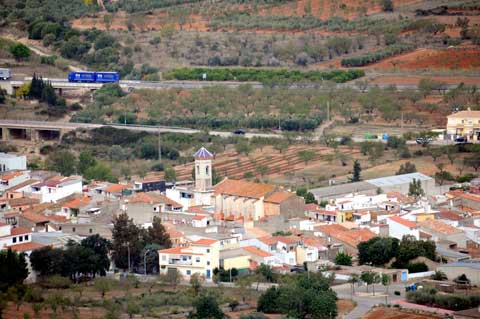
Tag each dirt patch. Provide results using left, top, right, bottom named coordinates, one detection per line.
left=366, top=47, right=480, bottom=70
left=370, top=75, right=480, bottom=86
left=259, top=0, right=421, bottom=20
left=337, top=299, right=356, bottom=317
left=362, top=306, right=445, bottom=319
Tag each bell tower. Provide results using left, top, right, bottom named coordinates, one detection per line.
left=194, top=147, right=214, bottom=192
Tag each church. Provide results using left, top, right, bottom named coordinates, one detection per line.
left=166, top=147, right=305, bottom=221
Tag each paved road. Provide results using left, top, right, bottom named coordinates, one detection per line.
left=333, top=282, right=408, bottom=319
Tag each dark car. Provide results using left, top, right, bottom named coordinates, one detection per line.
left=233, top=129, right=246, bottom=135
left=454, top=136, right=468, bottom=144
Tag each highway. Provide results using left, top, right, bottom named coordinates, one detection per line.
left=5, top=77, right=460, bottom=92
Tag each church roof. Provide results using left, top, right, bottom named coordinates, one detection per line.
left=194, top=147, right=214, bottom=160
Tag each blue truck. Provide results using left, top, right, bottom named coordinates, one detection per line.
left=68, top=71, right=119, bottom=83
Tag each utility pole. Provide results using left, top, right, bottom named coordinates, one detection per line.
left=158, top=128, right=161, bottom=162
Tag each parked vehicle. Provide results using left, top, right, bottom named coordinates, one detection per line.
left=233, top=129, right=246, bottom=135
left=454, top=136, right=468, bottom=144
left=68, top=71, right=119, bottom=83
left=0, top=68, right=11, bottom=80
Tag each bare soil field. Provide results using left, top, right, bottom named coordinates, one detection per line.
left=362, top=306, right=445, bottom=319
left=367, top=47, right=480, bottom=71
left=370, top=75, right=480, bottom=86
left=259, top=0, right=422, bottom=20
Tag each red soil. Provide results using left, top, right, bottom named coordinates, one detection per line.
left=370, top=75, right=480, bottom=86
left=366, top=47, right=480, bottom=70
left=362, top=307, right=445, bottom=319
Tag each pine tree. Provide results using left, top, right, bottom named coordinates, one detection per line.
left=408, top=178, right=425, bottom=198
left=147, top=216, right=172, bottom=248
left=41, top=82, right=57, bottom=106
left=352, top=160, right=361, bottom=182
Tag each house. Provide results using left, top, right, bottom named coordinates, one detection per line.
left=3, top=179, right=38, bottom=200
left=419, top=219, right=467, bottom=248
left=29, top=176, right=82, bottom=203
left=60, top=196, right=91, bottom=219
left=8, top=197, right=40, bottom=212
left=133, top=178, right=166, bottom=193
left=213, top=179, right=304, bottom=221
left=220, top=246, right=276, bottom=271
left=352, top=211, right=371, bottom=225
left=446, top=110, right=480, bottom=141
left=0, top=171, right=30, bottom=193
left=158, top=238, right=219, bottom=281
left=104, top=183, right=128, bottom=199
left=438, top=260, right=480, bottom=285
left=17, top=211, right=50, bottom=231
left=387, top=216, right=420, bottom=240
left=123, top=192, right=183, bottom=224
left=191, top=214, right=211, bottom=228
left=437, top=210, right=466, bottom=227
left=314, top=224, right=376, bottom=255
left=305, top=203, right=337, bottom=222
left=0, top=153, right=27, bottom=172
left=0, top=222, right=43, bottom=252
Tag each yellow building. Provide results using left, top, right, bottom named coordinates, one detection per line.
left=446, top=110, right=480, bottom=141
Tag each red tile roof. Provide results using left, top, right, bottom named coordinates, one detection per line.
left=419, top=220, right=462, bottom=235
left=8, top=197, right=40, bottom=207
left=264, top=191, right=295, bottom=204
left=33, top=176, right=79, bottom=188
left=46, top=215, right=68, bottom=223
left=105, top=184, right=127, bottom=193
left=1, top=171, right=25, bottom=181
left=64, top=196, right=90, bottom=209
left=158, top=246, right=202, bottom=255
left=214, top=179, right=276, bottom=199
left=193, top=215, right=208, bottom=220
left=193, top=238, right=217, bottom=246
left=274, top=236, right=299, bottom=245
left=332, top=229, right=376, bottom=248
left=129, top=192, right=182, bottom=208
left=243, top=246, right=273, bottom=258
left=10, top=227, right=31, bottom=236
left=188, top=206, right=211, bottom=214
left=0, top=222, right=7, bottom=227
left=438, top=210, right=464, bottom=221
left=315, top=224, right=349, bottom=235
left=258, top=236, right=278, bottom=245
left=20, top=211, right=49, bottom=224
left=7, top=242, right=45, bottom=252
left=388, top=216, right=417, bottom=229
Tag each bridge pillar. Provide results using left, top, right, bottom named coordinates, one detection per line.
left=58, top=88, right=63, bottom=96
left=30, top=129, right=39, bottom=142
left=1, top=127, right=10, bottom=141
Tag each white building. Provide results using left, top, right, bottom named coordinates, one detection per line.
left=0, top=171, right=30, bottom=193
left=326, top=193, right=389, bottom=211
left=386, top=216, right=420, bottom=240
left=0, top=153, right=27, bottom=172
left=158, top=238, right=219, bottom=281
left=29, top=176, right=82, bottom=203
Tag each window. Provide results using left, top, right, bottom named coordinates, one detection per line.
left=196, top=257, right=201, bottom=263
left=72, top=227, right=76, bottom=232
left=24, top=235, right=28, bottom=241
left=206, top=249, right=210, bottom=253
left=186, top=270, right=191, bottom=275
left=59, top=226, right=62, bottom=231
left=196, top=165, right=200, bottom=175
left=12, top=237, right=16, bottom=243
left=19, top=236, right=23, bottom=242
left=206, top=165, right=209, bottom=176
left=89, top=229, right=93, bottom=234
left=207, top=261, right=210, bottom=266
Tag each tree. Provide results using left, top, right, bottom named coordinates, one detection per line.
left=408, top=178, right=425, bottom=198
left=360, top=271, right=375, bottom=294
left=161, top=269, right=182, bottom=290
left=81, top=234, right=112, bottom=276
left=190, top=273, right=205, bottom=296
left=381, top=0, right=393, bottom=12
left=298, top=150, right=316, bottom=165
left=435, top=170, right=455, bottom=186
left=348, top=274, right=359, bottom=296
left=255, top=264, right=275, bottom=283
left=125, top=298, right=140, bottom=319
left=396, top=162, right=417, bottom=175
left=94, top=278, right=113, bottom=299
left=429, top=148, right=442, bottom=162
left=381, top=273, right=391, bottom=294
left=431, top=270, right=447, bottom=281
left=84, top=163, right=117, bottom=183
left=273, top=141, right=288, bottom=154
left=0, top=249, right=29, bottom=292
left=111, top=213, right=146, bottom=271
left=235, top=141, right=252, bottom=155
left=30, top=246, right=65, bottom=278
left=358, top=237, right=399, bottom=266
left=335, top=252, right=352, bottom=266
left=147, top=216, right=172, bottom=248
left=164, top=166, right=176, bottom=183
left=77, top=151, right=96, bottom=175
left=352, top=160, right=361, bottom=182
left=464, top=154, right=480, bottom=172
left=255, top=165, right=269, bottom=178
left=46, top=150, right=77, bottom=176
left=191, top=294, right=224, bottom=319
left=10, top=43, right=31, bottom=60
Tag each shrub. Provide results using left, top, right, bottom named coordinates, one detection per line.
left=9, top=43, right=31, bottom=60
left=407, top=262, right=428, bottom=273
left=43, top=275, right=72, bottom=289
left=341, top=43, right=414, bottom=67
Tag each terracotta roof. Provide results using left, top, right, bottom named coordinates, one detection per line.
left=419, top=220, right=463, bottom=235
left=10, top=227, right=31, bottom=236
left=438, top=210, right=464, bottom=221
left=128, top=192, right=182, bottom=208
left=163, top=222, right=184, bottom=239
left=214, top=179, right=276, bottom=199
left=3, top=211, right=19, bottom=218
left=33, top=176, right=80, bottom=188
left=332, top=229, right=376, bottom=248
left=158, top=246, right=202, bottom=255
left=314, top=224, right=349, bottom=235
left=188, top=206, right=211, bottom=214
left=458, top=192, right=480, bottom=203
left=8, top=197, right=40, bottom=207
left=0, top=222, right=7, bottom=226
left=5, top=179, right=38, bottom=192
left=303, top=237, right=328, bottom=250
left=1, top=171, right=25, bottom=181
left=19, top=211, right=49, bottom=223
left=243, top=246, right=273, bottom=258
left=448, top=110, right=480, bottom=118
left=388, top=216, right=417, bottom=229
left=258, top=236, right=278, bottom=245
left=264, top=191, right=295, bottom=204
left=193, top=238, right=217, bottom=245
left=105, top=183, right=127, bottom=193
left=64, top=196, right=90, bottom=209
left=46, top=215, right=68, bottom=223
left=274, top=236, right=299, bottom=245
left=213, top=213, right=225, bottom=221
left=194, top=147, right=214, bottom=159
left=305, top=204, right=337, bottom=216
left=419, top=231, right=433, bottom=239
left=193, top=215, right=208, bottom=221
left=7, top=242, right=45, bottom=252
